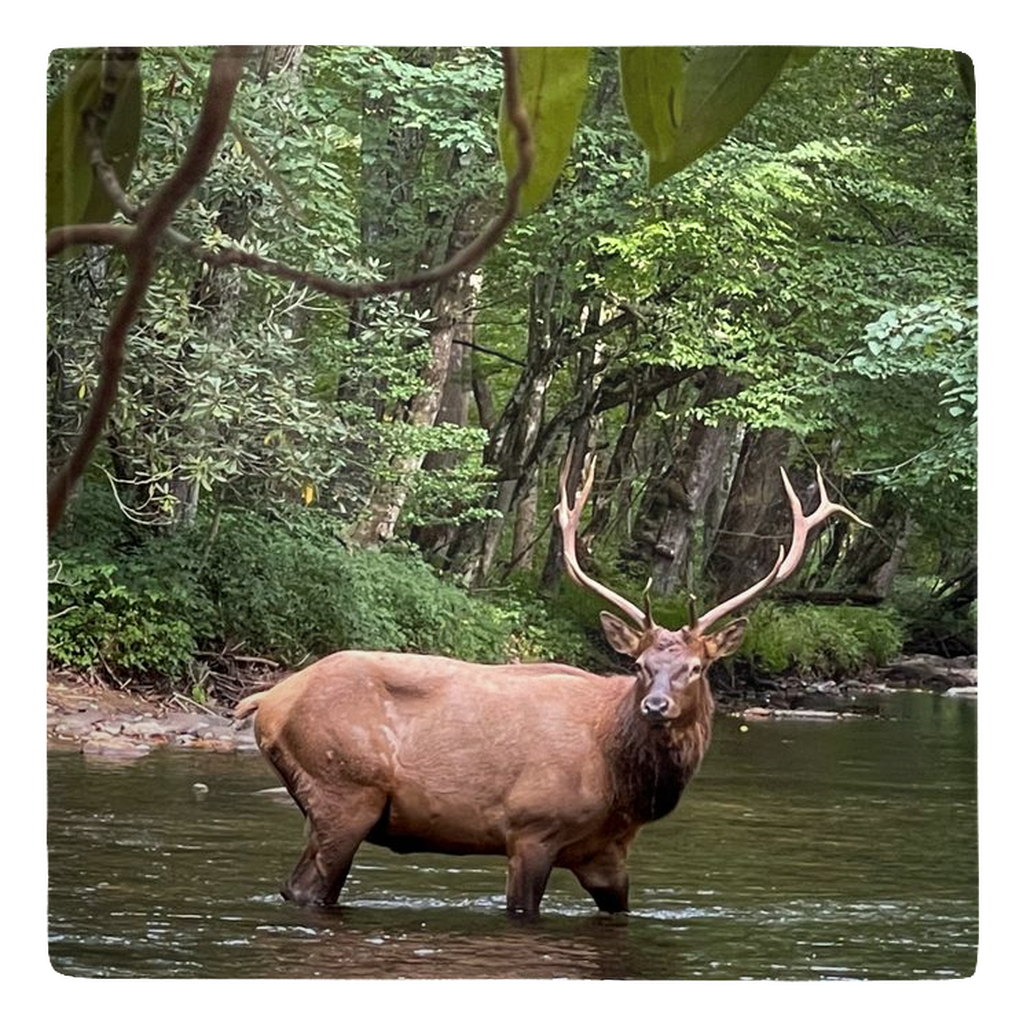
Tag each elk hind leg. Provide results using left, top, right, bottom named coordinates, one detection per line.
left=282, top=787, right=386, bottom=907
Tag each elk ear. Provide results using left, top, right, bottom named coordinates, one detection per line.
left=600, top=611, right=644, bottom=656
left=703, top=618, right=748, bottom=662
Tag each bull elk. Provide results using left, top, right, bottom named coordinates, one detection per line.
left=236, top=454, right=866, bottom=917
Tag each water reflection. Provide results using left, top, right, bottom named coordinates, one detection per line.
left=47, top=692, right=977, bottom=979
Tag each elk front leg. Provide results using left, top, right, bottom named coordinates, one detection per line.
left=505, top=839, right=555, bottom=918
left=571, top=847, right=630, bottom=914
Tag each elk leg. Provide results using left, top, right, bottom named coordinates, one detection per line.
left=505, top=840, right=555, bottom=918
left=282, top=787, right=386, bottom=907
left=571, top=850, right=630, bottom=914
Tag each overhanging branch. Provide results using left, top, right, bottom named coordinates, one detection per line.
left=46, top=47, right=534, bottom=533
left=47, top=46, right=249, bottom=532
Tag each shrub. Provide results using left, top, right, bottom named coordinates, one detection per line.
left=198, top=509, right=522, bottom=664
left=48, top=548, right=212, bottom=676
left=740, top=601, right=904, bottom=679
left=888, top=576, right=976, bottom=656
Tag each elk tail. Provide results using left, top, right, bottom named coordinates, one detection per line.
left=234, top=692, right=266, bottom=720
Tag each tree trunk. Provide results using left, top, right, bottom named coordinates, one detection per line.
left=630, top=370, right=741, bottom=597
left=411, top=279, right=480, bottom=558
left=833, top=490, right=912, bottom=599
left=703, top=427, right=795, bottom=606
left=539, top=338, right=609, bottom=591
left=352, top=211, right=483, bottom=544
left=447, top=271, right=563, bottom=583
left=584, top=393, right=652, bottom=543
left=509, top=471, right=540, bottom=573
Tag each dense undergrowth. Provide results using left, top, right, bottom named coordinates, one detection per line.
left=49, top=494, right=915, bottom=694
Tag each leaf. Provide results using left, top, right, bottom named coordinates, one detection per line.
left=787, top=47, right=820, bottom=69
left=47, top=52, right=103, bottom=232
left=79, top=58, right=142, bottom=224
left=620, top=47, right=686, bottom=163
left=647, top=46, right=793, bottom=186
left=47, top=50, right=142, bottom=232
left=499, top=47, right=591, bottom=214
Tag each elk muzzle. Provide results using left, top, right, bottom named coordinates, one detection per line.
left=640, top=691, right=672, bottom=722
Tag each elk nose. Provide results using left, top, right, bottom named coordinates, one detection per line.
left=641, top=693, right=671, bottom=719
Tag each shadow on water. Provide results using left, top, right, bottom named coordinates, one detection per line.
left=47, top=691, right=977, bottom=979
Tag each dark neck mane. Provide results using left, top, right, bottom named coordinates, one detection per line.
left=606, top=682, right=713, bottom=823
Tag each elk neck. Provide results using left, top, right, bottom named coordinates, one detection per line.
left=604, top=672, right=714, bottom=824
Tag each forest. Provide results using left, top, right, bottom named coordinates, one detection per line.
left=45, top=46, right=977, bottom=700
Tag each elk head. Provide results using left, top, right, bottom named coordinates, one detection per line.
left=555, top=448, right=869, bottom=723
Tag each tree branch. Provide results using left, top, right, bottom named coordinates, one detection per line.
left=452, top=337, right=526, bottom=368
left=47, top=48, right=534, bottom=302
left=46, top=47, right=533, bottom=533
left=47, top=46, right=249, bottom=533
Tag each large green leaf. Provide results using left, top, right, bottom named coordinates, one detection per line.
left=47, top=54, right=103, bottom=232
left=46, top=51, right=142, bottom=232
left=644, top=46, right=793, bottom=186
left=499, top=47, right=591, bottom=214
left=79, top=59, right=142, bottom=225
left=620, top=47, right=686, bottom=164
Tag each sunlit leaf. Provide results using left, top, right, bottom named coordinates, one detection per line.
left=620, top=47, right=686, bottom=163
left=499, top=47, right=591, bottom=214
left=647, top=46, right=793, bottom=186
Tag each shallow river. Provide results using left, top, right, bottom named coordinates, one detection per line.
left=47, top=691, right=976, bottom=980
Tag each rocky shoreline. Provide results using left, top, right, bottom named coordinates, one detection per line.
left=46, top=654, right=977, bottom=760
left=47, top=672, right=259, bottom=760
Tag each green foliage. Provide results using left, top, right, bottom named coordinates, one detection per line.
left=202, top=509, right=518, bottom=663
left=48, top=519, right=214, bottom=677
left=619, top=47, right=687, bottom=165
left=45, top=46, right=976, bottom=675
left=500, top=45, right=794, bottom=208
left=641, top=47, right=794, bottom=185
left=847, top=296, right=977, bottom=487
left=887, top=577, right=976, bottom=656
left=48, top=496, right=589, bottom=675
left=740, top=602, right=905, bottom=679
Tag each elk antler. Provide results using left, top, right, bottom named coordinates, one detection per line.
left=556, top=447, right=652, bottom=631
left=693, top=465, right=871, bottom=635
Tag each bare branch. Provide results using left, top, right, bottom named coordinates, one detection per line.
left=46, top=47, right=533, bottom=533
left=47, top=46, right=249, bottom=533
left=47, top=223, right=134, bottom=257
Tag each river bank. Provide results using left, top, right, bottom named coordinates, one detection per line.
left=45, top=653, right=977, bottom=760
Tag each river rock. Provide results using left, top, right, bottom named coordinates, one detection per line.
left=81, top=735, right=152, bottom=759
left=741, top=706, right=844, bottom=721
left=876, top=655, right=978, bottom=692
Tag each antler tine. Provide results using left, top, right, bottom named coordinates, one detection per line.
left=693, top=545, right=785, bottom=635
left=775, top=466, right=871, bottom=584
left=694, top=464, right=869, bottom=636
left=641, top=577, right=655, bottom=631
left=556, top=446, right=649, bottom=630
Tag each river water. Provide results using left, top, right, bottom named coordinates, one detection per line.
left=47, top=691, right=977, bottom=980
